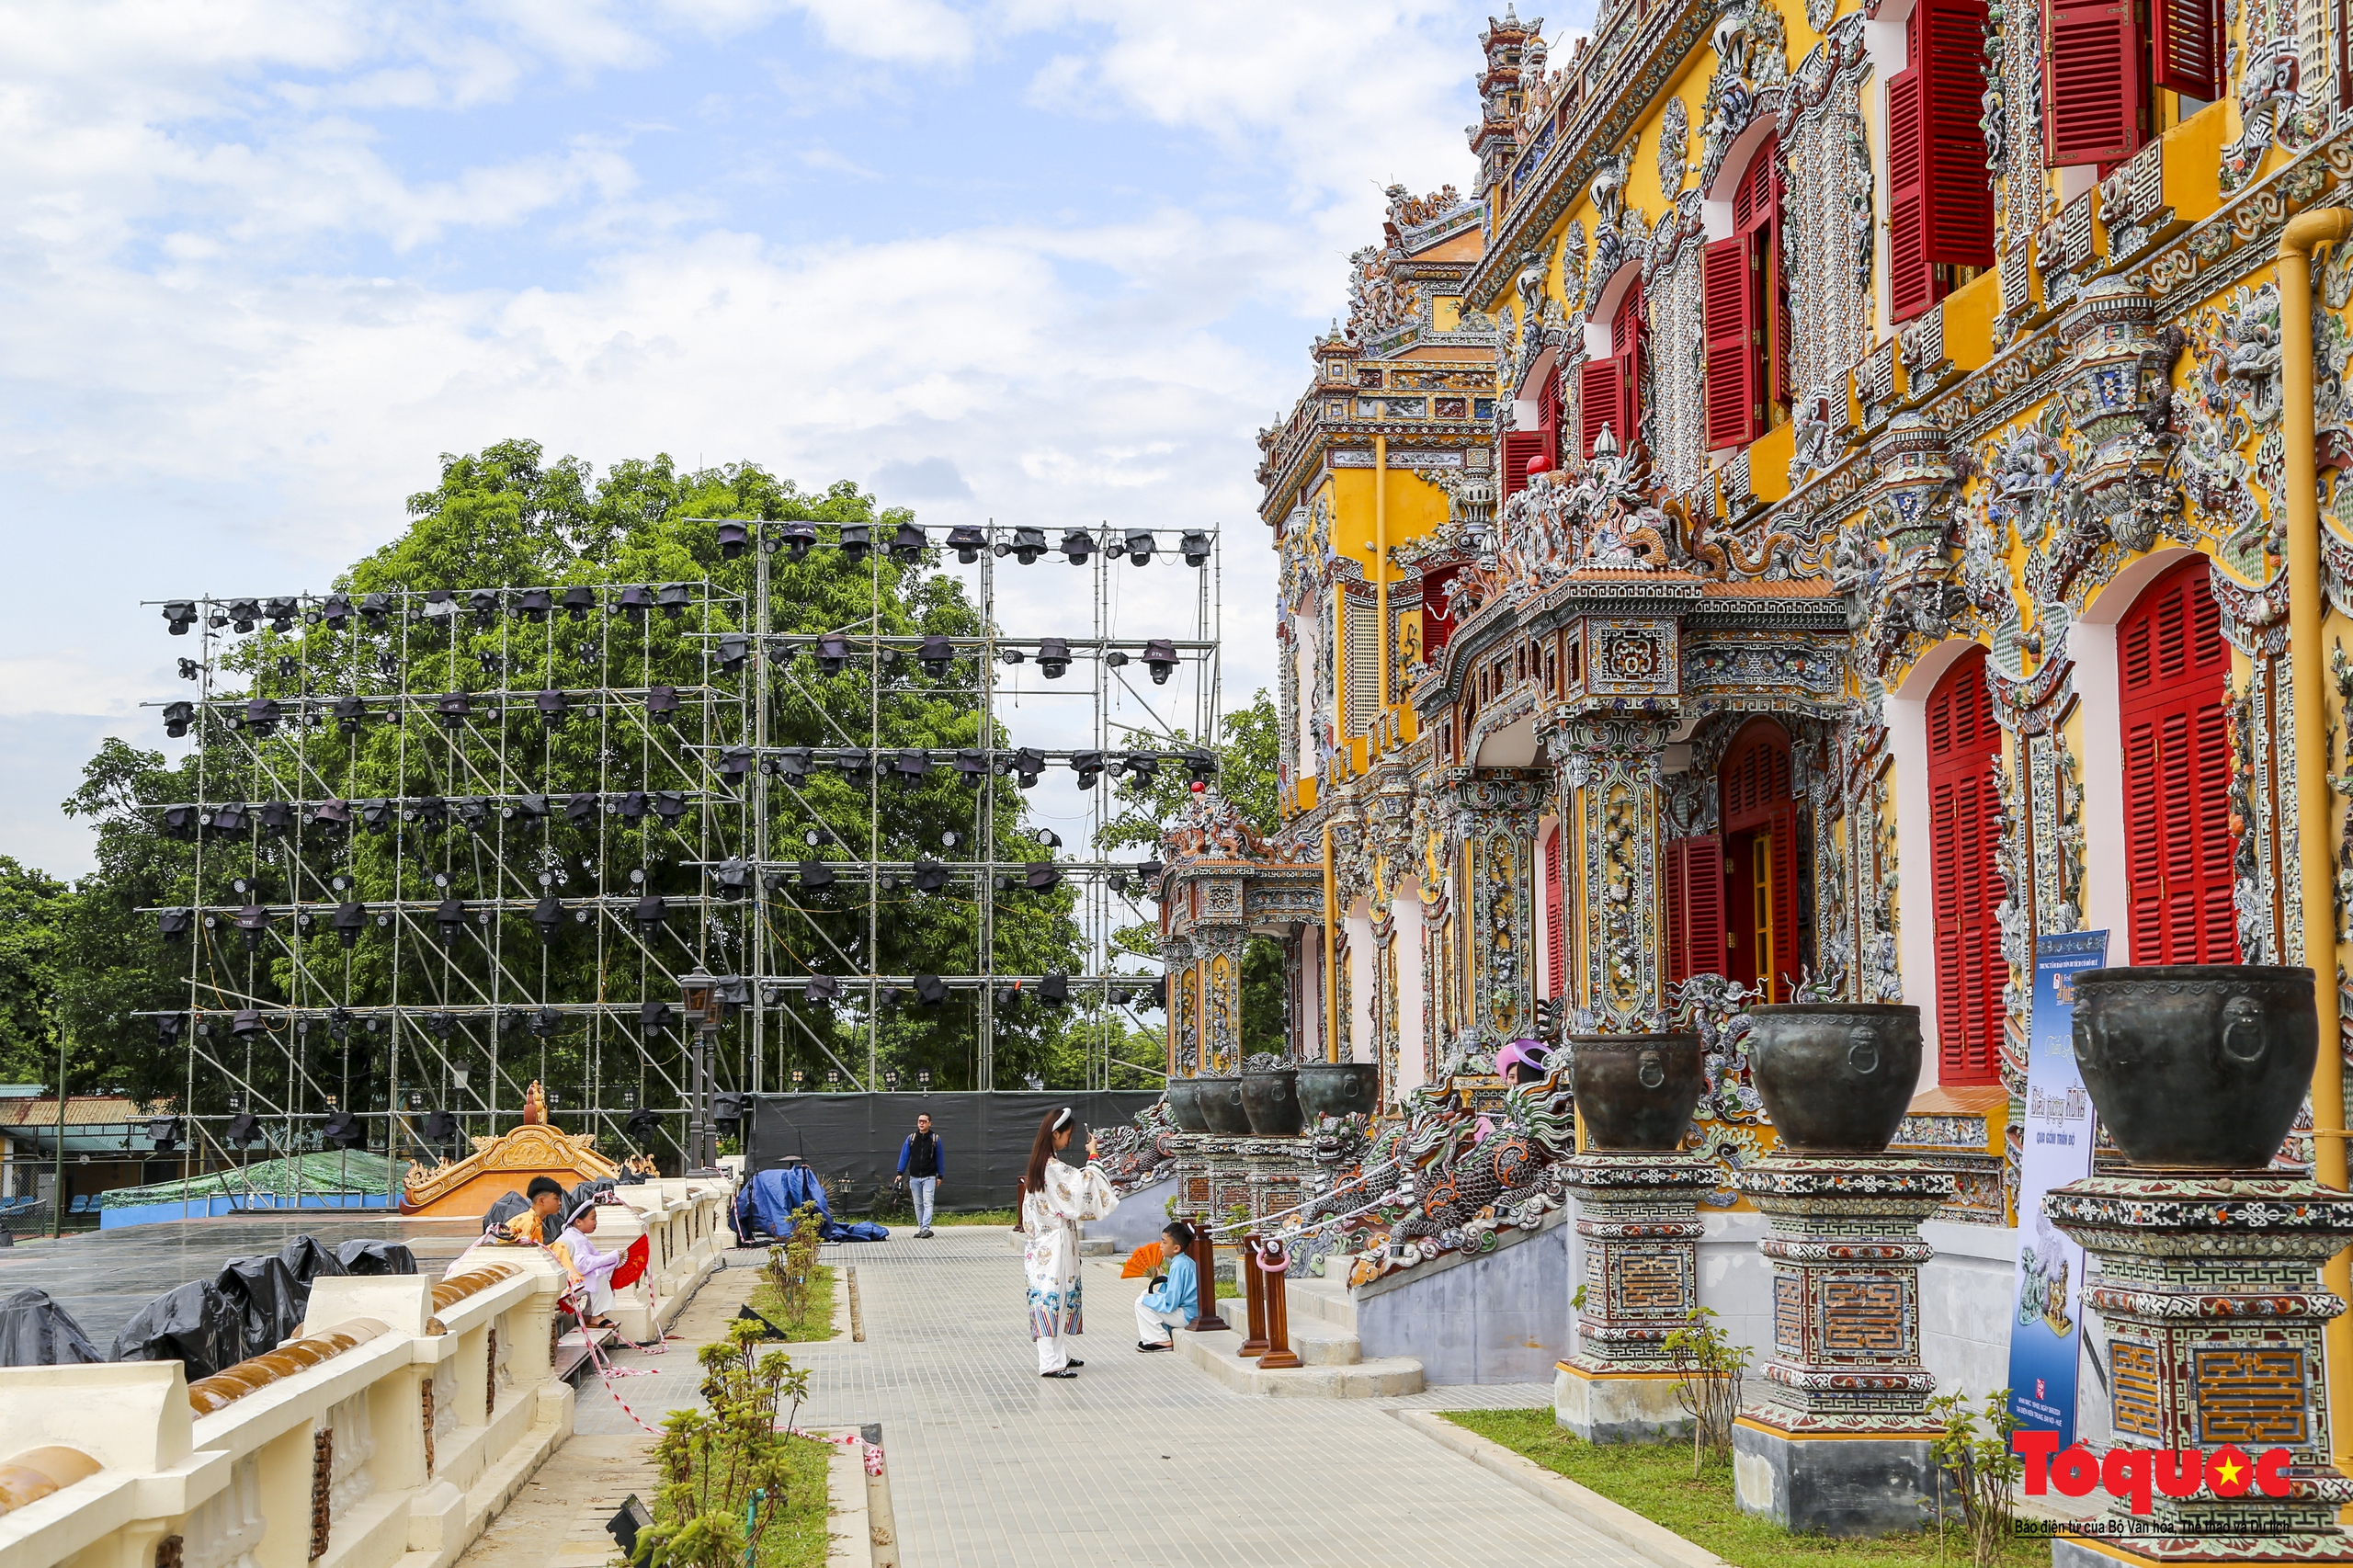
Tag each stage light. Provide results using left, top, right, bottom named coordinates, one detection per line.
left=946, top=526, right=985, bottom=562
left=225, top=597, right=261, bottom=632
left=1060, top=529, right=1094, bottom=564
left=437, top=692, right=472, bottom=728
left=257, top=801, right=293, bottom=836
left=657, top=583, right=690, bottom=618
left=1025, top=862, right=1062, bottom=892
left=712, top=1093, right=744, bottom=1132
left=503, top=587, right=547, bottom=623
left=358, top=798, right=393, bottom=832
left=615, top=791, right=650, bottom=822
left=164, top=600, right=197, bottom=634
left=163, top=700, right=195, bottom=738
left=767, top=746, right=811, bottom=780
left=805, top=975, right=839, bottom=1003
left=235, top=903, right=273, bottom=950
left=913, top=859, right=948, bottom=893
left=836, top=747, right=872, bottom=784
left=504, top=794, right=548, bottom=827
left=468, top=588, right=500, bottom=625
left=624, top=1108, right=661, bottom=1142
left=891, top=750, right=930, bottom=787
left=716, top=521, right=750, bottom=558
left=1143, top=638, right=1178, bottom=684
left=653, top=791, right=687, bottom=823
left=954, top=749, right=987, bottom=786
left=157, top=908, right=190, bottom=940
left=411, top=796, right=449, bottom=829
left=1180, top=530, right=1212, bottom=566
left=323, top=1109, right=363, bottom=1149
left=941, top=830, right=961, bottom=848
left=609, top=585, right=648, bottom=622
left=531, top=895, right=566, bottom=943
left=998, top=646, right=1024, bottom=665
left=1036, top=828, right=1063, bottom=848
left=327, top=1006, right=354, bottom=1040
left=421, top=1108, right=459, bottom=1142
left=434, top=899, right=467, bottom=940
left=715, top=858, right=751, bottom=899
left=920, top=634, right=954, bottom=676
left=1071, top=750, right=1104, bottom=789
left=890, top=523, right=926, bottom=562
left=1037, top=637, right=1071, bottom=677
left=176, top=658, right=199, bottom=683
left=517, top=1006, right=560, bottom=1040
left=646, top=685, right=679, bottom=721
left=1138, top=857, right=1165, bottom=888
left=422, top=1010, right=456, bottom=1040
left=309, top=592, right=351, bottom=631
left=204, top=802, right=246, bottom=833
left=632, top=894, right=667, bottom=931
left=817, top=633, right=849, bottom=675
left=238, top=698, right=278, bottom=737
left=719, top=747, right=754, bottom=778
left=148, top=1115, right=183, bottom=1152
left=225, top=1112, right=263, bottom=1148
left=1005, top=527, right=1046, bottom=563
left=779, top=520, right=816, bottom=560
left=1122, top=751, right=1159, bottom=780
left=529, top=688, right=567, bottom=727
left=1182, top=746, right=1218, bottom=781
left=1123, top=529, right=1155, bottom=565
left=839, top=523, right=870, bottom=563
left=313, top=799, right=351, bottom=833
left=995, top=983, right=1021, bottom=1009
left=160, top=806, right=197, bottom=840
left=1040, top=973, right=1068, bottom=1006
left=1010, top=746, right=1044, bottom=787
left=799, top=859, right=835, bottom=890
left=422, top=589, right=456, bottom=623
left=359, top=593, right=392, bottom=629
left=325, top=695, right=362, bottom=735
left=640, top=1000, right=674, bottom=1037
left=914, top=974, right=948, bottom=1006
left=717, top=633, right=750, bottom=673
left=330, top=903, right=365, bottom=948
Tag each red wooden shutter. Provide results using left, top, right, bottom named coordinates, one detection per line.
left=1922, top=0, right=1995, bottom=267
left=1665, top=835, right=1726, bottom=987
left=1887, top=66, right=1937, bottom=322
left=2118, top=558, right=2238, bottom=964
left=1545, top=826, right=1566, bottom=1000
left=1612, top=279, right=1643, bottom=452
left=2045, top=0, right=2145, bottom=166
left=1578, top=358, right=1620, bottom=456
left=1703, top=235, right=1754, bottom=450
left=2152, top=0, right=2223, bottom=97
left=1502, top=431, right=1543, bottom=498
left=1926, top=647, right=2004, bottom=1084
left=1537, top=374, right=1563, bottom=471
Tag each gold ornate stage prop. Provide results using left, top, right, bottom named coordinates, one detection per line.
left=399, top=1081, right=617, bottom=1216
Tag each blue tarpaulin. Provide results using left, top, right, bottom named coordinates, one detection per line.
left=739, top=1165, right=829, bottom=1239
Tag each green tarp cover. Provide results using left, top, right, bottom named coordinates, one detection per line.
left=101, top=1152, right=412, bottom=1207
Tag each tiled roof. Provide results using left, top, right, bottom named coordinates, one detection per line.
left=0, top=1095, right=170, bottom=1129
left=1699, top=578, right=1837, bottom=597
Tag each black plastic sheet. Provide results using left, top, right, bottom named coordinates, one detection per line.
left=742, top=1091, right=1159, bottom=1214
left=278, top=1234, right=347, bottom=1291
left=334, top=1239, right=417, bottom=1275
left=215, top=1253, right=303, bottom=1356
left=0, top=1288, right=103, bottom=1367
left=108, top=1278, right=244, bottom=1378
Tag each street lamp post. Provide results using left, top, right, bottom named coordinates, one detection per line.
left=680, top=969, right=721, bottom=1172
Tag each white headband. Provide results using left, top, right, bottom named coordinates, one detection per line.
left=1053, top=1108, right=1074, bottom=1131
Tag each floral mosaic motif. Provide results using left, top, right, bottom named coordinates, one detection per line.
left=2182, top=281, right=2287, bottom=582
left=1655, top=95, right=1689, bottom=192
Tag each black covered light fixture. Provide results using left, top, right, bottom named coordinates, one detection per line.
left=617, top=585, right=653, bottom=620
left=225, top=1112, right=263, bottom=1149
left=816, top=633, right=850, bottom=675
left=719, top=746, right=755, bottom=778
left=226, top=597, right=262, bottom=632
left=946, top=525, right=985, bottom=562
left=913, top=974, right=949, bottom=1006
left=890, top=522, right=926, bottom=562
left=1143, top=638, right=1179, bottom=684
left=1070, top=750, right=1105, bottom=789
left=891, top=750, right=930, bottom=787
left=778, top=519, right=816, bottom=560
left=656, top=583, right=690, bottom=619
left=835, top=747, right=872, bottom=785
left=244, top=698, right=281, bottom=736
left=560, top=585, right=596, bottom=620
left=358, top=592, right=393, bottom=629
left=358, top=798, right=394, bottom=832
left=437, top=691, right=472, bottom=729
left=333, top=902, right=366, bottom=948
left=235, top=903, right=273, bottom=951
left=160, top=805, right=198, bottom=840
left=530, top=1006, right=565, bottom=1037
left=256, top=801, right=294, bottom=837
left=805, top=974, right=840, bottom=1004
left=503, top=793, right=548, bottom=828
left=516, top=587, right=551, bottom=621
left=1006, top=526, right=1045, bottom=564
left=1060, top=528, right=1095, bottom=564
left=1123, top=529, right=1155, bottom=565
left=335, top=695, right=367, bottom=734
left=1182, top=746, right=1218, bottom=782
left=652, top=790, right=687, bottom=824
left=912, top=858, right=949, bottom=893
left=1010, top=746, right=1045, bottom=787
left=634, top=893, right=669, bottom=931
left=423, top=1109, right=460, bottom=1142
left=717, top=632, right=750, bottom=673
left=646, top=685, right=679, bottom=722
left=714, top=858, right=751, bottom=899
left=799, top=859, right=835, bottom=890
left=533, top=896, right=565, bottom=943
left=766, top=746, right=811, bottom=781
left=565, top=792, right=599, bottom=827
left=640, top=999, right=675, bottom=1037
left=1040, top=973, right=1069, bottom=1006
left=322, top=1109, right=364, bottom=1149
left=148, top=1115, right=183, bottom=1152
left=614, top=790, right=650, bottom=823
left=313, top=799, right=352, bottom=834
left=711, top=1093, right=745, bottom=1132
left=267, top=597, right=300, bottom=631
left=164, top=600, right=198, bottom=635
left=537, top=688, right=569, bottom=724
left=468, top=588, right=500, bottom=625
left=320, top=593, right=354, bottom=629
left=434, top=898, right=468, bottom=940
left=1180, top=529, right=1212, bottom=566
left=1037, top=637, right=1071, bottom=677
left=1024, top=861, right=1063, bottom=892
left=157, top=907, right=191, bottom=940
left=954, top=749, right=988, bottom=786
left=919, top=634, right=954, bottom=677
left=163, top=700, right=195, bottom=738
left=838, top=523, right=871, bottom=562
left=716, top=520, right=750, bottom=559
left=1122, top=751, right=1160, bottom=781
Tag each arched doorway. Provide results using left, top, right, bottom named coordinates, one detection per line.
left=1721, top=720, right=1799, bottom=1002
left=2117, top=555, right=2236, bottom=964
left=1927, top=644, right=2004, bottom=1084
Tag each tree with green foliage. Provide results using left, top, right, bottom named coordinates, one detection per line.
left=0, top=856, right=71, bottom=1087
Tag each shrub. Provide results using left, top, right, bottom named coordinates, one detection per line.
left=1924, top=1388, right=2021, bottom=1568
left=1661, top=1307, right=1751, bottom=1475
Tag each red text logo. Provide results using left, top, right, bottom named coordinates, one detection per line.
left=2012, top=1432, right=2292, bottom=1515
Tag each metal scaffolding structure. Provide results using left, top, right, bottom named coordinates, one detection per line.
left=133, top=520, right=1222, bottom=1190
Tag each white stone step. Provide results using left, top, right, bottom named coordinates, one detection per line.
left=1284, top=1271, right=1358, bottom=1331
left=1285, top=1319, right=1359, bottom=1367
left=1173, top=1324, right=1421, bottom=1397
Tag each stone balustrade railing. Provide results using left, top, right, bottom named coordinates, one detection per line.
left=604, top=1176, right=733, bottom=1345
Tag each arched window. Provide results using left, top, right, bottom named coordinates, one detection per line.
left=2118, top=555, right=2236, bottom=964
left=1927, top=645, right=2004, bottom=1084
left=1722, top=721, right=1800, bottom=1002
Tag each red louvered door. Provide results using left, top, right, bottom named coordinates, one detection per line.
left=1611, top=280, right=1644, bottom=455
left=1665, top=835, right=1728, bottom=989
left=1720, top=722, right=1799, bottom=1002
left=2152, top=0, right=2223, bottom=97
left=2045, top=0, right=2146, bottom=166
left=2118, top=557, right=2237, bottom=964
left=1703, top=235, right=1753, bottom=449
left=1579, top=358, right=1620, bottom=457
left=1888, top=66, right=1934, bottom=322
left=1927, top=647, right=2005, bottom=1084
left=1502, top=431, right=1544, bottom=498
left=1545, top=825, right=1567, bottom=1001
left=1537, top=373, right=1563, bottom=472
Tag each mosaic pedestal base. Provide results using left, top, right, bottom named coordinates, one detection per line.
left=2041, top=1172, right=2353, bottom=1563
left=1554, top=1151, right=1715, bottom=1443
left=1731, top=1153, right=1953, bottom=1537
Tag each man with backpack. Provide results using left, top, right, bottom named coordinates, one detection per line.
left=896, top=1111, right=944, bottom=1237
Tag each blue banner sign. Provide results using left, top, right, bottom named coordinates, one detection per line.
left=2006, top=929, right=2108, bottom=1445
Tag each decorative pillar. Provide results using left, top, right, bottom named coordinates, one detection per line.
left=1554, top=1151, right=1715, bottom=1442
left=1730, top=1153, right=1955, bottom=1538
left=1551, top=717, right=1674, bottom=1028
left=2044, top=1172, right=2353, bottom=1568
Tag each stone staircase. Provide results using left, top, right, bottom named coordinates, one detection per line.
left=1168, top=1267, right=1424, bottom=1396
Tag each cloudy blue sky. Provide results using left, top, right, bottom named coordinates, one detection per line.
left=0, top=0, right=1578, bottom=876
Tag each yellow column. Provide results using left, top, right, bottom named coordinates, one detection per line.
left=2281, top=209, right=2353, bottom=1473
left=1375, top=434, right=1390, bottom=724
left=1324, top=824, right=1340, bottom=1063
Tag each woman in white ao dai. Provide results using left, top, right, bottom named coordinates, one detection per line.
left=1020, top=1107, right=1119, bottom=1377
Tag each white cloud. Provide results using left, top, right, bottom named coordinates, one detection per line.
left=786, top=0, right=978, bottom=64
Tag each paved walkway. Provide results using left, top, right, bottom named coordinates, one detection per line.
left=567, top=1227, right=1644, bottom=1568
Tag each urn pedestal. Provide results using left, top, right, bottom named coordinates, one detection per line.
left=1553, top=1151, right=1715, bottom=1443
left=2042, top=1173, right=2353, bottom=1568
left=1730, top=1153, right=1954, bottom=1538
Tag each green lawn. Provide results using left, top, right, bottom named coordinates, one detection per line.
left=1443, top=1410, right=2041, bottom=1568
left=745, top=1264, right=838, bottom=1343
left=864, top=1206, right=1017, bottom=1227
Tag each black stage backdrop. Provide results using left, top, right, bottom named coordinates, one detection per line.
left=742, top=1092, right=1162, bottom=1215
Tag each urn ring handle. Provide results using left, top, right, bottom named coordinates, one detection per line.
left=1847, top=1026, right=1880, bottom=1075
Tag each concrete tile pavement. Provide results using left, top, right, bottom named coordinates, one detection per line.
left=573, top=1227, right=1644, bottom=1567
